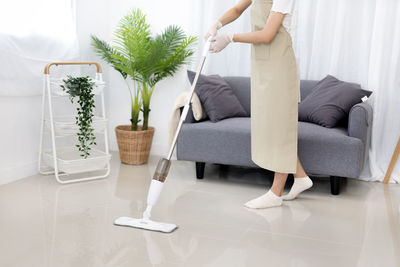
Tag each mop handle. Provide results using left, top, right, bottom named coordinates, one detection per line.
left=180, top=40, right=211, bottom=120
left=166, top=39, right=212, bottom=160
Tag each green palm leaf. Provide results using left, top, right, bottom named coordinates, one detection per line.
left=91, top=8, right=197, bottom=131
left=90, top=35, right=128, bottom=79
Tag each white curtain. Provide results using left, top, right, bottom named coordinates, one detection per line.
left=0, top=0, right=79, bottom=96
left=365, top=0, right=400, bottom=183
left=190, top=0, right=400, bottom=183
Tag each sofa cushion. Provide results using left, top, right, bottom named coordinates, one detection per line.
left=298, top=75, right=372, bottom=128
left=187, top=70, right=248, bottom=122
left=299, top=80, right=319, bottom=100
left=222, top=76, right=252, bottom=115
left=221, top=78, right=321, bottom=113
left=177, top=117, right=255, bottom=167
left=297, top=121, right=364, bottom=178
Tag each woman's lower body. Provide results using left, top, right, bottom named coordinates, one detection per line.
left=246, top=30, right=312, bottom=209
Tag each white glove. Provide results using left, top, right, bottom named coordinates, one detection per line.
left=204, top=21, right=223, bottom=40
left=209, top=33, right=234, bottom=53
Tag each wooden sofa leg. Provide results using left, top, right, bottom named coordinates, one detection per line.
left=196, top=162, right=205, bottom=179
left=330, top=176, right=341, bottom=195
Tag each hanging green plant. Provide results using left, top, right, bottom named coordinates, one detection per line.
left=61, top=75, right=97, bottom=158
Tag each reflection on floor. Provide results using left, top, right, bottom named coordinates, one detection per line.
left=0, top=152, right=399, bottom=267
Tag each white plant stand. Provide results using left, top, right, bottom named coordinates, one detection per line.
left=38, top=62, right=111, bottom=184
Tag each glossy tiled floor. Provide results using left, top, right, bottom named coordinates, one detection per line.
left=1, top=152, right=399, bottom=267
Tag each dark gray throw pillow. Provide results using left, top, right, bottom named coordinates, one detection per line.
left=298, top=75, right=372, bottom=128
left=187, top=70, right=248, bottom=122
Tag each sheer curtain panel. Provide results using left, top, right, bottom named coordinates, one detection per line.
left=0, top=0, right=79, bottom=96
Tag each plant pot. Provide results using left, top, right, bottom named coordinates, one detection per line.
left=115, top=125, right=155, bottom=165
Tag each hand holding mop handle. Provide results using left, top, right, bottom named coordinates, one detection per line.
left=143, top=39, right=212, bottom=221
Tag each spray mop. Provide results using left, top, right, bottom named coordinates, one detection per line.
left=114, top=39, right=212, bottom=233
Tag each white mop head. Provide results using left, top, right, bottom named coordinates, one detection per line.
left=114, top=217, right=178, bottom=233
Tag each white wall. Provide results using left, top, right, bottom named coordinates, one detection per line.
left=0, top=96, right=42, bottom=185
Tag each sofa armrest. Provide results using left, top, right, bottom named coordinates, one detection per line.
left=348, top=101, right=373, bottom=169
left=348, top=101, right=373, bottom=139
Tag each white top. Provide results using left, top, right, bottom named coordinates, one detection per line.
left=271, top=0, right=296, bottom=38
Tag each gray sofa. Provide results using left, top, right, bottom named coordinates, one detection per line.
left=176, top=77, right=373, bottom=195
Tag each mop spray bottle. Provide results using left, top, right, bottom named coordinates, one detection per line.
left=143, top=158, right=172, bottom=220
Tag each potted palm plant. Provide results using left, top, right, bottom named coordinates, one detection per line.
left=91, top=8, right=196, bottom=165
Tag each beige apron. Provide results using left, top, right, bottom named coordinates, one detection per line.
left=250, top=0, right=300, bottom=173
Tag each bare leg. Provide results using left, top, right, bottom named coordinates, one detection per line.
left=271, top=155, right=308, bottom=196
left=293, top=156, right=307, bottom=178
left=282, top=156, right=313, bottom=201
left=270, top=172, right=289, bottom=197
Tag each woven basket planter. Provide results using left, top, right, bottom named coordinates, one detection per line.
left=115, top=125, right=155, bottom=165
